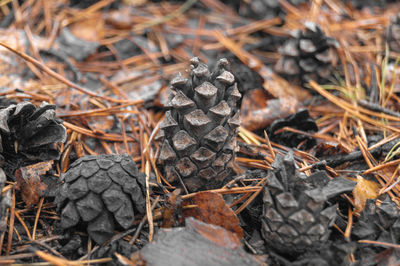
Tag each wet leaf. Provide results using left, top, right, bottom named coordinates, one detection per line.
left=353, top=175, right=380, bottom=213
left=181, top=191, right=243, bottom=239
left=15, top=161, right=52, bottom=207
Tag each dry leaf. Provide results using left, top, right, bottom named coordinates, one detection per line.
left=15, top=161, right=52, bottom=207
left=69, top=13, right=104, bottom=42
left=181, top=191, right=243, bottom=239
left=161, top=189, right=183, bottom=228
left=259, top=66, right=311, bottom=101
left=353, top=175, right=380, bottom=213
left=241, top=89, right=302, bottom=131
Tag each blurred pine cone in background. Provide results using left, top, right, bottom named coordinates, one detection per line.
left=275, top=22, right=338, bottom=86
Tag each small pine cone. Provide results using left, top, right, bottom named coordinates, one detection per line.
left=157, top=57, right=241, bottom=192
left=267, top=109, right=318, bottom=149
left=388, top=13, right=400, bottom=53
left=261, top=152, right=337, bottom=254
left=353, top=196, right=400, bottom=242
left=0, top=101, right=66, bottom=175
left=235, top=0, right=308, bottom=20
left=345, top=0, right=386, bottom=9
left=352, top=196, right=400, bottom=262
left=56, top=154, right=146, bottom=245
left=275, top=22, right=338, bottom=85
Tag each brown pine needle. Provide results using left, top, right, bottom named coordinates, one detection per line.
left=358, top=240, right=400, bottom=249
left=32, top=197, right=44, bottom=240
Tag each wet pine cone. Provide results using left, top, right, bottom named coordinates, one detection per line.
left=157, top=57, right=241, bottom=192
left=56, top=154, right=146, bottom=244
left=261, top=152, right=337, bottom=255
left=275, top=22, right=338, bottom=85
left=0, top=101, right=67, bottom=176
left=388, top=13, right=400, bottom=53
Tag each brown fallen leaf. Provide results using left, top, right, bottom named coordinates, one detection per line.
left=241, top=89, right=302, bottom=131
left=161, top=189, right=183, bottom=228
left=181, top=191, right=243, bottom=239
left=353, top=175, right=380, bottom=213
left=69, top=13, right=104, bottom=42
left=15, top=161, right=52, bottom=207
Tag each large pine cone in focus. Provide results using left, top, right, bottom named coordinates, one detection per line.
left=261, top=152, right=337, bottom=254
left=0, top=101, right=66, bottom=175
left=275, top=22, right=338, bottom=85
left=56, top=154, right=146, bottom=244
left=157, top=57, right=241, bottom=192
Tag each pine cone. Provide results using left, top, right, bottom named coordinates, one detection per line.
left=353, top=196, right=400, bottom=242
left=0, top=101, right=66, bottom=175
left=352, top=196, right=400, bottom=262
left=388, top=13, right=400, bottom=53
left=157, top=57, right=241, bottom=192
left=344, top=0, right=386, bottom=9
left=261, top=152, right=337, bottom=254
left=0, top=167, right=11, bottom=232
left=275, top=22, right=338, bottom=85
left=267, top=109, right=318, bottom=149
left=56, top=154, right=146, bottom=244
left=235, top=0, right=308, bottom=20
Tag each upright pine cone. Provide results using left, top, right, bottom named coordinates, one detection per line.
left=275, top=22, right=338, bottom=85
left=157, top=57, right=241, bottom=192
left=261, top=152, right=337, bottom=254
left=56, top=154, right=146, bottom=244
left=388, top=13, right=400, bottom=53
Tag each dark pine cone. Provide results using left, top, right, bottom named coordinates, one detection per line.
left=56, top=154, right=146, bottom=244
left=275, top=22, right=338, bottom=86
left=388, top=13, right=400, bottom=54
left=261, top=152, right=337, bottom=255
left=221, top=0, right=308, bottom=20
left=352, top=196, right=400, bottom=262
left=267, top=108, right=318, bottom=150
left=0, top=167, right=11, bottom=233
left=157, top=57, right=241, bottom=192
left=344, top=0, right=387, bottom=9
left=69, top=0, right=120, bottom=9
left=0, top=101, right=66, bottom=176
